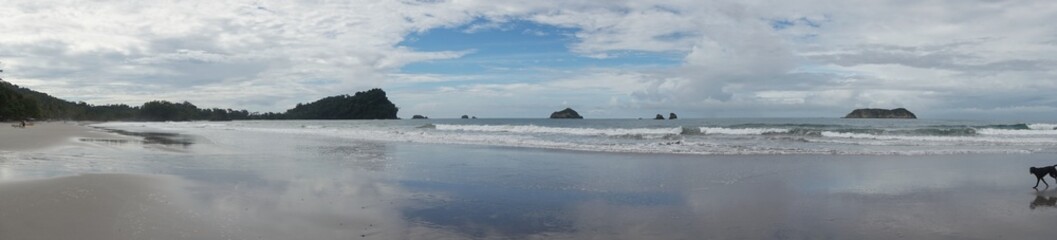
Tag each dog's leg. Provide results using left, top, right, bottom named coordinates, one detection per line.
left=1044, top=178, right=1050, bottom=188
left=1035, top=178, right=1042, bottom=189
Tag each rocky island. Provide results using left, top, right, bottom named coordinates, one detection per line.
left=844, top=108, right=917, bottom=119
left=549, top=108, right=583, bottom=119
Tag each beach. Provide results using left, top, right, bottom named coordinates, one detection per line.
left=5, top=0, right=1054, bottom=239
left=0, top=122, right=129, bottom=151
left=0, top=174, right=223, bottom=239
left=1, top=121, right=1056, bottom=239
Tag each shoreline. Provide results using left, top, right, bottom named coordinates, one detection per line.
left=0, top=121, right=133, bottom=152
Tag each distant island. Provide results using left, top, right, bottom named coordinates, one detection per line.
left=844, top=108, right=917, bottom=119
left=550, top=108, right=583, bottom=119
left=0, top=79, right=398, bottom=121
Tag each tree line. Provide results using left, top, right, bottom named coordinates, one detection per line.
left=1, top=80, right=398, bottom=121
left=0, top=80, right=256, bottom=121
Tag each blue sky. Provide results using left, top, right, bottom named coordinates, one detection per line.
left=2, top=1, right=1056, bottom=120
left=394, top=19, right=683, bottom=95
left=400, top=20, right=682, bottom=75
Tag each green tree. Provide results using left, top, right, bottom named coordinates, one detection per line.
left=283, top=88, right=398, bottom=119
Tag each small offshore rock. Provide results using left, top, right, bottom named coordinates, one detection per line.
left=844, top=108, right=917, bottom=119
left=549, top=108, right=583, bottom=119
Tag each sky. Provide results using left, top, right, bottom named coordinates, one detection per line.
left=1, top=0, right=1056, bottom=120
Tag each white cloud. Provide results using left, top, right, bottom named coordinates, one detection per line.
left=1, top=0, right=1055, bottom=118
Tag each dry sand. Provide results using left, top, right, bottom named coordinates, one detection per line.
left=0, top=122, right=127, bottom=151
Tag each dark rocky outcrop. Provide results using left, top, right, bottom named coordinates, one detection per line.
left=669, top=113, right=678, bottom=120
left=411, top=115, right=428, bottom=119
left=654, top=114, right=665, bottom=120
left=461, top=115, right=469, bottom=119
left=471, top=116, right=477, bottom=119
left=844, top=108, right=917, bottom=119
left=549, top=108, right=583, bottom=119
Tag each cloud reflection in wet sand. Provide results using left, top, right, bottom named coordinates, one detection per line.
left=5, top=128, right=1057, bottom=239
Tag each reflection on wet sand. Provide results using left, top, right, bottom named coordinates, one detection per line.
left=0, top=174, right=217, bottom=239
left=7, top=126, right=1057, bottom=239
left=83, top=128, right=196, bottom=147
left=304, top=143, right=391, bottom=171
left=1031, top=189, right=1057, bottom=210
left=175, top=169, right=410, bottom=239
left=1030, top=196, right=1056, bottom=209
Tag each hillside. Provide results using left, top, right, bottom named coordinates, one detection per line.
left=283, top=88, right=399, bottom=119
left=1, top=80, right=398, bottom=121
left=0, top=80, right=74, bottom=121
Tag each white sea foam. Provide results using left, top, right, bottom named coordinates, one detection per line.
left=89, top=121, right=1057, bottom=156
left=434, top=124, right=681, bottom=136
left=976, top=128, right=1057, bottom=136
left=1028, top=123, right=1057, bottom=130
left=820, top=131, right=1057, bottom=144
left=699, top=127, right=788, bottom=135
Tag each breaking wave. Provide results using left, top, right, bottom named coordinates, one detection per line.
left=429, top=123, right=1057, bottom=138
left=433, top=124, right=682, bottom=136
left=91, top=121, right=1057, bottom=156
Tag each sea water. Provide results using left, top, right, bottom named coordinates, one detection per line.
left=94, top=118, right=1057, bottom=155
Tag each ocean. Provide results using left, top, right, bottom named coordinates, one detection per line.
left=95, top=118, right=1057, bottom=155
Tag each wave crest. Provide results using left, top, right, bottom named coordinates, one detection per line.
left=433, top=124, right=681, bottom=136
left=699, top=127, right=788, bottom=135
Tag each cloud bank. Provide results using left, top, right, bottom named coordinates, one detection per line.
left=1, top=0, right=1055, bottom=119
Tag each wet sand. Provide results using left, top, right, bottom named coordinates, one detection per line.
left=388, top=145, right=1057, bottom=239
left=0, top=122, right=125, bottom=151
left=0, top=174, right=221, bottom=239
left=2, top=125, right=1057, bottom=239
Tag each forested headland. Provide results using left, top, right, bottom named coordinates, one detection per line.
left=0, top=79, right=399, bottom=121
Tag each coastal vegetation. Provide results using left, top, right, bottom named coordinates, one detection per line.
left=0, top=79, right=397, bottom=121
left=0, top=81, right=39, bottom=121
left=281, top=88, right=398, bottom=120
left=844, top=108, right=917, bottom=119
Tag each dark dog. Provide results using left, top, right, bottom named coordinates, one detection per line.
left=1030, top=165, right=1057, bottom=189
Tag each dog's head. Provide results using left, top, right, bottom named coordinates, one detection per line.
left=1031, top=167, right=1039, bottom=174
